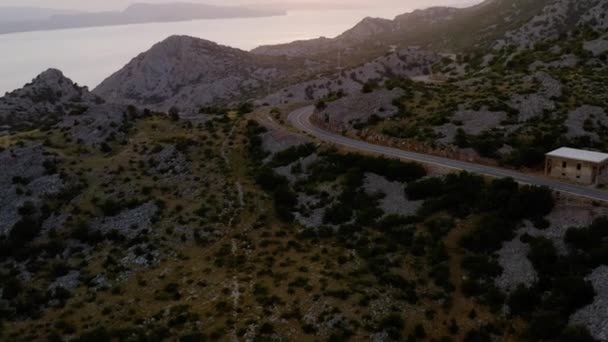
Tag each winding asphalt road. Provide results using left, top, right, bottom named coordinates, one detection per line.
left=288, top=105, right=608, bottom=202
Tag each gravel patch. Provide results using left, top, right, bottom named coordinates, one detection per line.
left=523, top=202, right=608, bottom=255
left=565, top=105, right=608, bottom=141
left=509, top=94, right=555, bottom=122
left=26, top=174, right=64, bottom=196
left=121, top=243, right=160, bottom=268
left=274, top=153, right=318, bottom=183
left=150, top=145, right=188, bottom=175
left=497, top=144, right=514, bottom=157
left=295, top=193, right=325, bottom=229
left=534, top=71, right=562, bottom=99
left=570, top=266, right=608, bottom=341
left=261, top=129, right=309, bottom=156
left=48, top=271, right=80, bottom=292
left=507, top=72, right=562, bottom=122
left=434, top=123, right=459, bottom=144
left=362, top=173, right=422, bottom=217
left=0, top=143, right=63, bottom=235
left=56, top=103, right=128, bottom=147
left=371, top=331, right=390, bottom=342
left=584, top=38, right=608, bottom=56
left=91, top=274, right=110, bottom=290
left=295, top=182, right=341, bottom=229
left=580, top=1, right=608, bottom=31
left=259, top=49, right=439, bottom=107
left=453, top=109, right=508, bottom=135
left=495, top=233, right=537, bottom=293
left=497, top=200, right=608, bottom=294
left=434, top=108, right=507, bottom=143
left=322, top=88, right=405, bottom=127
left=41, top=213, right=68, bottom=234
left=90, top=202, right=158, bottom=239
left=0, top=144, right=47, bottom=187
left=294, top=208, right=326, bottom=229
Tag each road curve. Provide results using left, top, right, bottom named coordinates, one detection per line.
left=288, top=105, right=608, bottom=203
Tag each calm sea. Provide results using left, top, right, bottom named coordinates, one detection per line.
left=0, top=7, right=412, bottom=94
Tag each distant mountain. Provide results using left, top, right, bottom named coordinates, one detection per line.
left=93, top=35, right=310, bottom=111
left=251, top=0, right=562, bottom=61
left=0, top=2, right=286, bottom=35
left=0, top=6, right=81, bottom=23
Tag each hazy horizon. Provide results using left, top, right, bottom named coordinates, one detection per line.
left=1, top=0, right=481, bottom=12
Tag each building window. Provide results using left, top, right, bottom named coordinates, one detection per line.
left=562, top=161, right=567, bottom=168
left=577, top=163, right=582, bottom=171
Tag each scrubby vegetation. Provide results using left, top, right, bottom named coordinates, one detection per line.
left=240, top=119, right=603, bottom=340
left=2, top=1, right=608, bottom=340
left=345, top=26, right=608, bottom=170
left=1, top=89, right=605, bottom=342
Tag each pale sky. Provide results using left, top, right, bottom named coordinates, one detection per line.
left=2, top=0, right=480, bottom=11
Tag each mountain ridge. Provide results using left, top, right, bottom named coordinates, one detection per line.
left=0, top=2, right=285, bottom=35
left=93, top=35, right=312, bottom=111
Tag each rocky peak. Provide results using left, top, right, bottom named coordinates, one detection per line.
left=15, top=68, right=86, bottom=100
left=144, top=35, right=248, bottom=62
left=0, top=69, right=101, bottom=130
left=93, top=35, right=299, bottom=110
left=34, top=68, right=71, bottom=85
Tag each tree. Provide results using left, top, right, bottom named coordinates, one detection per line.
left=126, top=105, right=138, bottom=118
left=237, top=102, right=254, bottom=115
left=379, top=314, right=405, bottom=340
left=362, top=80, right=377, bottom=93
left=169, top=107, right=180, bottom=121
left=559, top=326, right=596, bottom=342
left=526, top=312, right=566, bottom=340
left=315, top=99, right=327, bottom=111
left=507, top=284, right=540, bottom=317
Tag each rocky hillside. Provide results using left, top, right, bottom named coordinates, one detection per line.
left=252, top=0, right=606, bottom=65
left=2, top=0, right=608, bottom=340
left=258, top=47, right=440, bottom=107
left=251, top=16, right=398, bottom=58
left=94, top=35, right=310, bottom=112
left=495, top=0, right=608, bottom=49
left=0, top=69, right=104, bottom=131
left=315, top=0, right=608, bottom=171
left=92, top=1, right=608, bottom=114
left=3, top=93, right=606, bottom=340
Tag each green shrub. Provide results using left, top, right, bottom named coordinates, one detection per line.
left=269, top=143, right=316, bottom=167
left=507, top=285, right=540, bottom=317
left=526, top=312, right=566, bottom=340
left=559, top=326, right=596, bottom=342
left=405, top=177, right=445, bottom=200
left=323, top=203, right=353, bottom=225
left=461, top=255, right=502, bottom=279
left=379, top=314, right=405, bottom=340
left=460, top=214, right=517, bottom=254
